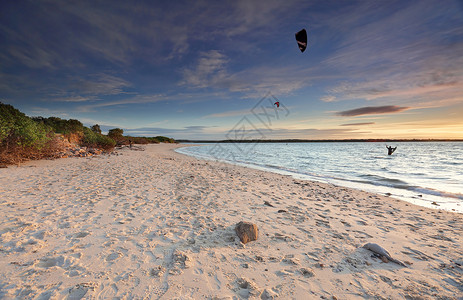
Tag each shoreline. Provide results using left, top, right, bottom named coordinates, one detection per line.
left=1, top=143, right=462, bottom=299
left=176, top=143, right=463, bottom=214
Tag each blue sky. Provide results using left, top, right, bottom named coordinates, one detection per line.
left=1, top=0, right=462, bottom=139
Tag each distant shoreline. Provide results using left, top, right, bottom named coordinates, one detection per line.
left=177, top=139, right=463, bottom=143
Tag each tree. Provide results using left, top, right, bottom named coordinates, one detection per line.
left=91, top=124, right=101, bottom=134
left=67, top=119, right=83, bottom=133
left=108, top=128, right=124, bottom=140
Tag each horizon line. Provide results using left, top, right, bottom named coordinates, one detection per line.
left=175, top=138, right=463, bottom=143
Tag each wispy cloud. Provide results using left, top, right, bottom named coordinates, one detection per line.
left=54, top=96, right=96, bottom=103
left=320, top=95, right=336, bottom=102
left=318, top=1, right=463, bottom=109
left=73, top=74, right=131, bottom=96
left=122, top=125, right=214, bottom=138
left=181, top=50, right=229, bottom=88
left=181, top=52, right=317, bottom=98
left=340, top=122, right=375, bottom=126
left=204, top=109, right=253, bottom=119
left=336, top=105, right=409, bottom=117
left=250, top=127, right=367, bottom=140
left=44, top=73, right=132, bottom=104
left=225, top=0, right=308, bottom=36
left=75, top=94, right=166, bottom=112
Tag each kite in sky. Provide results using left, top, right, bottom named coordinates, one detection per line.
left=295, top=29, right=307, bottom=53
left=274, top=101, right=280, bottom=108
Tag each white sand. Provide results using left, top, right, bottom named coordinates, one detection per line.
left=0, top=144, right=462, bottom=299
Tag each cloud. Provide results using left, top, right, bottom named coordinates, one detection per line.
left=224, top=66, right=310, bottom=97
left=336, top=106, right=409, bottom=117
left=204, top=109, right=253, bottom=118
left=122, top=125, right=213, bottom=139
left=6, top=45, right=57, bottom=69
left=74, top=74, right=131, bottom=96
left=181, top=52, right=317, bottom=98
left=324, top=73, right=462, bottom=103
left=181, top=50, right=229, bottom=88
left=318, top=1, right=463, bottom=108
left=118, top=123, right=361, bottom=140
left=320, top=95, right=336, bottom=102
left=225, top=0, right=308, bottom=36
left=75, top=94, right=166, bottom=112
left=1, top=1, right=317, bottom=105
left=54, top=96, right=96, bottom=103
left=2, top=1, right=462, bottom=140
left=0, top=1, right=204, bottom=70
left=248, top=127, right=368, bottom=140
left=43, top=73, right=132, bottom=104
left=340, top=122, right=375, bottom=126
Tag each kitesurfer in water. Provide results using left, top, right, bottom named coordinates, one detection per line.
left=386, top=145, right=397, bottom=155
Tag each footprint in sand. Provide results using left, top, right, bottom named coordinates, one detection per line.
left=74, top=231, right=90, bottom=238
left=36, top=256, right=65, bottom=268
left=65, top=262, right=87, bottom=277
left=234, top=277, right=260, bottom=298
left=66, top=283, right=97, bottom=300
left=340, top=220, right=352, bottom=227
left=32, top=230, right=47, bottom=240
left=58, top=221, right=71, bottom=229
left=105, top=252, right=122, bottom=262
left=97, top=283, right=118, bottom=298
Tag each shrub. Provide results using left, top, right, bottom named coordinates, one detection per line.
left=108, top=128, right=123, bottom=139
left=1, top=103, right=52, bottom=149
left=91, top=124, right=102, bottom=134
left=82, top=127, right=116, bottom=150
left=1, top=103, right=55, bottom=164
left=123, top=136, right=148, bottom=144
left=154, top=136, right=176, bottom=143
left=33, top=116, right=83, bottom=135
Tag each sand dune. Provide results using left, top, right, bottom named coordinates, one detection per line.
left=0, top=144, right=462, bottom=299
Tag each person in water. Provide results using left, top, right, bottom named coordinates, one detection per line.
left=386, top=145, right=397, bottom=155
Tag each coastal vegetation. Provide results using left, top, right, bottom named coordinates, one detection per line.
left=0, top=102, right=175, bottom=165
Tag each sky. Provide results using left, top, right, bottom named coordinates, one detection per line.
left=1, top=0, right=463, bottom=140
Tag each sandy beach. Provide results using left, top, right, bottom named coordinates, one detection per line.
left=0, top=143, right=462, bottom=299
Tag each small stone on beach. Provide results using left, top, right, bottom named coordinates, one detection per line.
left=235, top=221, right=258, bottom=244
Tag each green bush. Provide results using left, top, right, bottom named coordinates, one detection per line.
left=33, top=116, right=84, bottom=135
left=154, top=136, right=176, bottom=143
left=125, top=136, right=149, bottom=144
left=82, top=127, right=116, bottom=150
left=91, top=124, right=102, bottom=134
left=108, top=128, right=124, bottom=139
left=1, top=103, right=52, bottom=149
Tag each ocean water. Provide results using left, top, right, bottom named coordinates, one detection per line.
left=176, top=142, right=463, bottom=213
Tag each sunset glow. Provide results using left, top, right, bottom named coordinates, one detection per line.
left=1, top=1, right=462, bottom=140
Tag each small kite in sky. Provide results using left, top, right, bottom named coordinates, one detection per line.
left=274, top=101, right=280, bottom=108
left=295, top=28, right=307, bottom=53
